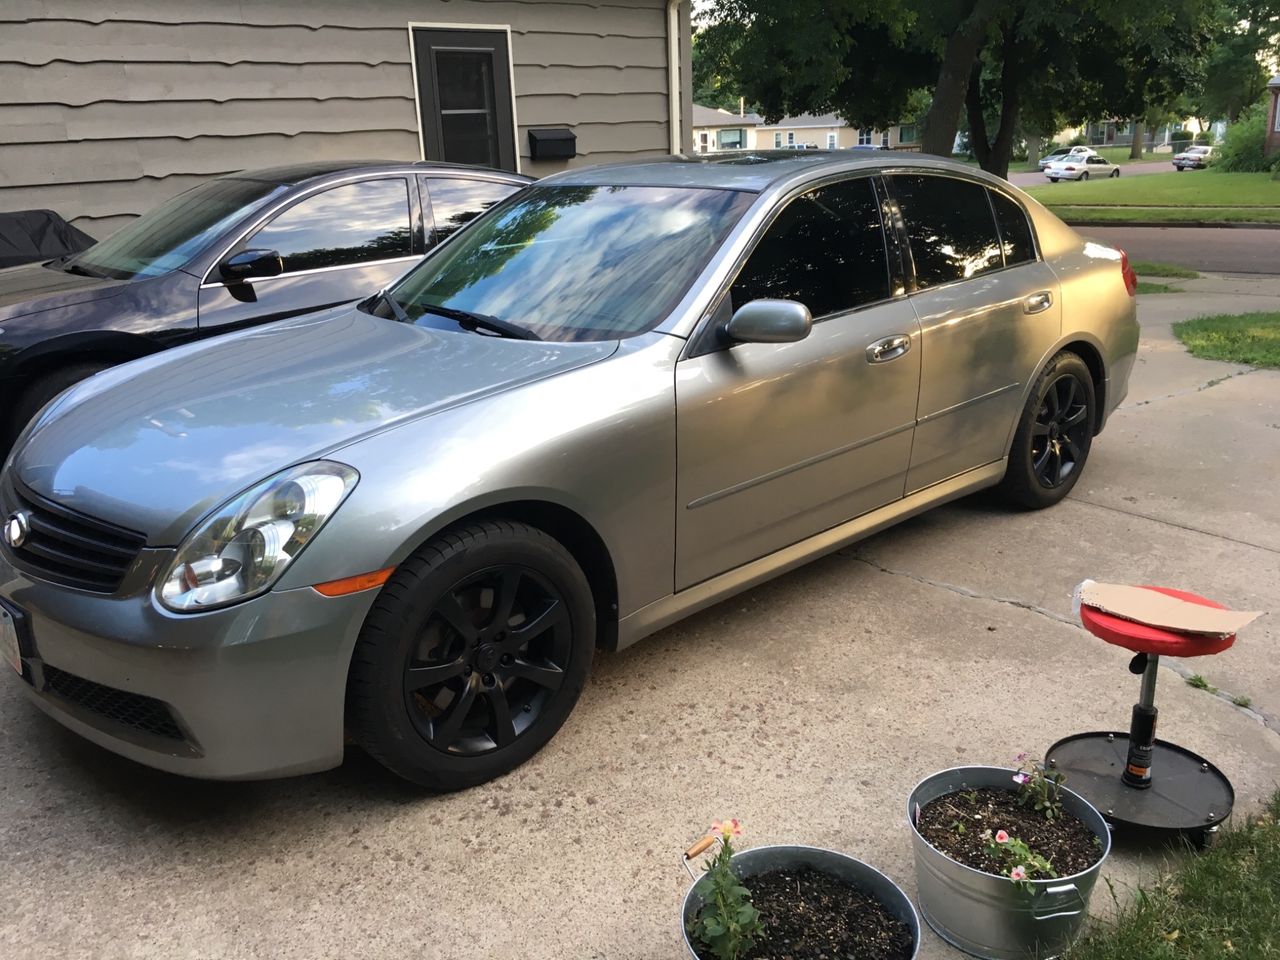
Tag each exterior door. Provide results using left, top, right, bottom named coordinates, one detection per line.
left=887, top=174, right=1062, bottom=493
left=412, top=27, right=517, bottom=172
left=198, top=177, right=420, bottom=331
left=675, top=176, right=921, bottom=589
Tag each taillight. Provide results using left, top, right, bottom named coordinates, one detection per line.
left=1120, top=250, right=1138, bottom=297
left=1063, top=165, right=1076, bottom=171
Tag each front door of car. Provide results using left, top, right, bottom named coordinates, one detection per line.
left=886, top=174, right=1062, bottom=493
left=197, top=177, right=423, bottom=331
left=674, top=176, right=921, bottom=590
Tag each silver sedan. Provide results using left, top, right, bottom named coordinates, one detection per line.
left=0, top=152, right=1139, bottom=789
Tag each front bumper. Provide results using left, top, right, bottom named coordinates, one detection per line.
left=0, top=555, right=378, bottom=779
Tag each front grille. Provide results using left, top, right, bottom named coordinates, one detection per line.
left=42, top=665, right=185, bottom=741
left=2, top=480, right=145, bottom=593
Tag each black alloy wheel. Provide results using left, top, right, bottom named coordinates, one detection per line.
left=404, top=563, right=571, bottom=756
left=1029, top=373, right=1092, bottom=490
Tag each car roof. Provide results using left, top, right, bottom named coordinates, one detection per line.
left=221, top=160, right=531, bottom=186
left=539, top=150, right=1010, bottom=193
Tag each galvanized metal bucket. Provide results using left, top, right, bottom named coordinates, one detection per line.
left=680, top=842, right=921, bottom=959
left=907, top=766, right=1112, bottom=960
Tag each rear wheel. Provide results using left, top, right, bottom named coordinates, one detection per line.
left=1080, top=171, right=1090, bottom=181
left=346, top=520, right=595, bottom=790
left=3, top=362, right=111, bottom=456
left=998, top=351, right=1096, bottom=510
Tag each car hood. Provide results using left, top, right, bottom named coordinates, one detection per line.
left=0, top=260, right=129, bottom=322
left=12, top=307, right=619, bottom=544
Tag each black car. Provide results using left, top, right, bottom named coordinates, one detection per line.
left=0, top=160, right=530, bottom=456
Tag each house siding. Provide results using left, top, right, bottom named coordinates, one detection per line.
left=0, top=0, right=685, bottom=237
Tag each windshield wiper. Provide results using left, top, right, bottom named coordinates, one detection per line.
left=61, top=261, right=103, bottom=278
left=419, top=302, right=541, bottom=341
left=372, top=288, right=411, bottom=324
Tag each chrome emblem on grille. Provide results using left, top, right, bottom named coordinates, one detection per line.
left=4, top=511, right=30, bottom=549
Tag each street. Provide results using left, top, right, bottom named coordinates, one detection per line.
left=2, top=276, right=1279, bottom=959
left=1079, top=225, right=1280, bottom=274
left=1008, top=159, right=1174, bottom=187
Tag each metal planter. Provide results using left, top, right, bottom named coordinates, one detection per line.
left=907, top=766, right=1112, bottom=960
left=681, top=844, right=921, bottom=959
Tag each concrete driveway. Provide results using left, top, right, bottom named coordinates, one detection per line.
left=2, top=280, right=1278, bottom=959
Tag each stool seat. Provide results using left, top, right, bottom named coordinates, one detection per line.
left=1081, top=585, right=1236, bottom=657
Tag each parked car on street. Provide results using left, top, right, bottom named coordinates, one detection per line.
left=1044, top=154, right=1121, bottom=182
left=1172, top=145, right=1213, bottom=170
left=0, top=152, right=1139, bottom=791
left=0, top=161, right=530, bottom=458
left=1038, top=145, right=1096, bottom=170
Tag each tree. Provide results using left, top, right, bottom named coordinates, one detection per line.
left=692, top=23, right=746, bottom=113
left=1193, top=1, right=1280, bottom=123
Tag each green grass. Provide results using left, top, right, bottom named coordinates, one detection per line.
left=1232, top=694, right=1253, bottom=708
left=1027, top=171, right=1280, bottom=224
left=1066, top=792, right=1280, bottom=960
left=1092, top=146, right=1163, bottom=166
left=1173, top=312, right=1280, bottom=368
left=1186, top=674, right=1218, bottom=693
left=1044, top=205, right=1280, bottom=224
left=1136, top=281, right=1176, bottom=294
left=1131, top=261, right=1199, bottom=279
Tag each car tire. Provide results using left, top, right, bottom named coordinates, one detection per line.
left=4, top=362, right=111, bottom=455
left=346, top=519, right=596, bottom=791
left=998, top=351, right=1096, bottom=510
left=1080, top=171, right=1090, bottom=181
left=1111, top=169, right=1120, bottom=178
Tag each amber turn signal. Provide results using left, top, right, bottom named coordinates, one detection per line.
left=311, top=567, right=395, bottom=597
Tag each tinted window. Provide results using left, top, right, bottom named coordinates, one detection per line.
left=422, top=177, right=521, bottom=245
left=891, top=174, right=1002, bottom=288
left=731, top=177, right=889, bottom=318
left=248, top=179, right=411, bottom=273
left=386, top=184, right=754, bottom=342
left=989, top=190, right=1035, bottom=266
left=71, top=178, right=286, bottom=280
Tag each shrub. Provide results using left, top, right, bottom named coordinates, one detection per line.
left=1170, top=129, right=1194, bottom=153
left=1067, top=133, right=1088, bottom=146
left=1194, top=130, right=1213, bottom=145
left=1214, top=99, right=1274, bottom=172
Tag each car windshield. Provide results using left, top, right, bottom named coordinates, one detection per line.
left=384, top=184, right=755, bottom=342
left=1189, top=147, right=1209, bottom=154
left=67, top=178, right=288, bottom=280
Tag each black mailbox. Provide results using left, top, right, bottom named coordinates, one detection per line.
left=528, top=127, right=577, bottom=161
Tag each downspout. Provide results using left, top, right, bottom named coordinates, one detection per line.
left=667, top=0, right=683, bottom=154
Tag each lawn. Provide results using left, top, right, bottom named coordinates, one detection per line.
left=1173, top=311, right=1280, bottom=368
left=1066, top=792, right=1280, bottom=960
left=1026, top=171, right=1280, bottom=224
left=1132, top=261, right=1199, bottom=278
left=1136, top=281, right=1176, bottom=294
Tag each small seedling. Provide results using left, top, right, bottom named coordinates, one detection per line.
left=950, top=820, right=967, bottom=835
left=1186, top=674, right=1218, bottom=693
left=1232, top=694, right=1252, bottom=708
left=1012, top=753, right=1066, bottom=821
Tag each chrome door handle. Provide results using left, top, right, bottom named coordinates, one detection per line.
left=1024, top=291, right=1053, bottom=314
left=866, top=335, right=911, bottom=364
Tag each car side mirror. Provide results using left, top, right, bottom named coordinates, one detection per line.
left=219, top=248, right=283, bottom=283
left=723, top=299, right=813, bottom=345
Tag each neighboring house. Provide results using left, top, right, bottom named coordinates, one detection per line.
left=1076, top=119, right=1226, bottom=150
left=752, top=113, right=917, bottom=151
left=1268, top=75, right=1280, bottom=157
left=691, top=104, right=763, bottom=153
left=0, top=0, right=694, bottom=238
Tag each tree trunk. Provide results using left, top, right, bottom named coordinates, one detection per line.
left=1025, top=132, right=1043, bottom=170
left=965, top=17, right=1023, bottom=180
left=919, top=0, right=1003, bottom=158
left=1129, top=118, right=1144, bottom=159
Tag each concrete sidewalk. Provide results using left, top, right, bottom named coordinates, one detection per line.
left=1, top=281, right=1278, bottom=959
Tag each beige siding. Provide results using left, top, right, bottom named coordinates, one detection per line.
left=0, top=0, right=680, bottom=235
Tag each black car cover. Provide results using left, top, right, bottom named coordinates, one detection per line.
left=0, top=209, right=96, bottom=269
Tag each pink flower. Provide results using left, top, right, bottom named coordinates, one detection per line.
left=1010, top=865, right=1027, bottom=882
left=1016, top=752, right=1029, bottom=763
left=1012, top=773, right=1031, bottom=785
left=710, top=819, right=743, bottom=839
left=995, top=830, right=1010, bottom=844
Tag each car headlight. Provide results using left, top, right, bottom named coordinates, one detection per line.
left=157, top=461, right=358, bottom=612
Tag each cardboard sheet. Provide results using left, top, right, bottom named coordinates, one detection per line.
left=1079, top=581, right=1264, bottom=637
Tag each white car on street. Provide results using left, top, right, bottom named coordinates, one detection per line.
left=1172, top=145, right=1212, bottom=170
left=1044, top=154, right=1121, bottom=182
left=1038, top=145, right=1097, bottom=170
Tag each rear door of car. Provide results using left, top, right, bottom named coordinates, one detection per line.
left=674, top=174, right=921, bottom=589
left=418, top=175, right=524, bottom=246
left=197, top=176, right=424, bottom=331
left=886, top=173, right=1061, bottom=492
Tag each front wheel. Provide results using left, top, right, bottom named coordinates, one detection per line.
left=1111, top=169, right=1121, bottom=178
left=346, top=520, right=596, bottom=790
left=998, top=352, right=1096, bottom=510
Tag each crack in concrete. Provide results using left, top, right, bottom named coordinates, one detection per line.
left=849, top=553, right=1280, bottom=735
left=1066, top=496, right=1280, bottom=556
left=1118, top=366, right=1257, bottom=411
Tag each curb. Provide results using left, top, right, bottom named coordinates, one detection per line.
left=1061, top=219, right=1280, bottom=230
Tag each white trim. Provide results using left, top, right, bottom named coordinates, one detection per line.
left=406, top=22, right=522, bottom=175
left=200, top=256, right=421, bottom=290
left=667, top=1, right=682, bottom=153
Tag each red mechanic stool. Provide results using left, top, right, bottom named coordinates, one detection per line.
left=1046, top=586, right=1235, bottom=846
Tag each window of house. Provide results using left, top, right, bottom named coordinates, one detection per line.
left=699, top=132, right=709, bottom=153
left=774, top=132, right=782, bottom=148
left=988, top=189, right=1036, bottom=266
left=730, top=177, right=890, bottom=318
left=881, top=130, right=890, bottom=148
left=787, top=131, right=796, bottom=146
left=890, top=174, right=1002, bottom=288
left=411, top=27, right=517, bottom=171
left=898, top=124, right=917, bottom=144
left=718, top=128, right=745, bottom=149
left=826, top=132, right=837, bottom=149
left=421, top=176, right=521, bottom=246
left=247, top=179, right=411, bottom=273
left=857, top=130, right=873, bottom=146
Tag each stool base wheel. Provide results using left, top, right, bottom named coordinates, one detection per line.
left=1046, top=732, right=1234, bottom=835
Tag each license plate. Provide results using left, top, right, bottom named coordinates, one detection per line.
left=0, top=606, right=19, bottom=676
